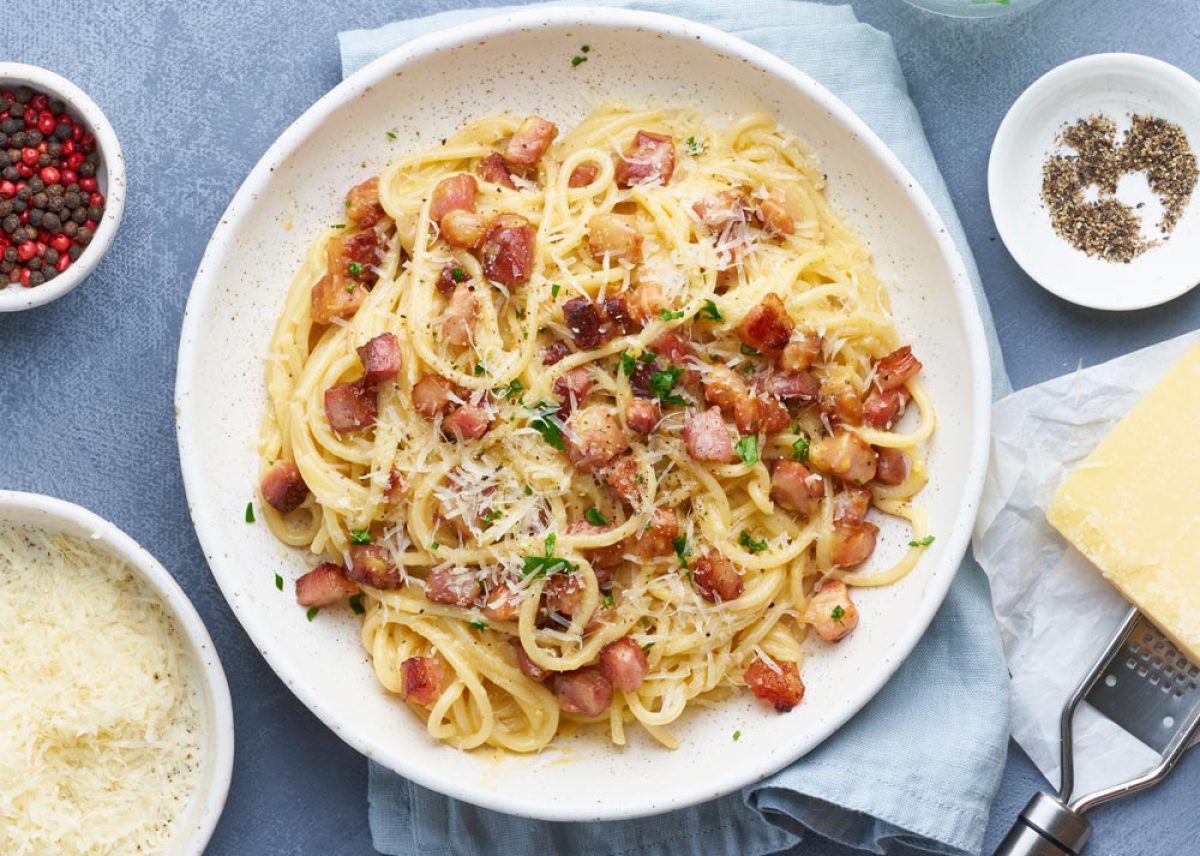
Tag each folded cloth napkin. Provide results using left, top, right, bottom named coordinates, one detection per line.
left=341, top=3, right=1012, bottom=854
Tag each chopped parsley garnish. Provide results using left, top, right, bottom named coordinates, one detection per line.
left=473, top=362, right=486, bottom=376
left=740, top=344, right=761, bottom=357
left=468, top=619, right=489, bottom=630
left=831, top=605, right=846, bottom=623
left=602, top=594, right=615, bottom=609
left=431, top=541, right=440, bottom=550
left=642, top=641, right=655, bottom=653
left=306, top=606, right=320, bottom=621
left=620, top=351, right=637, bottom=375
left=640, top=350, right=657, bottom=363
left=481, top=509, right=502, bottom=528
left=649, top=366, right=687, bottom=406
left=274, top=573, right=283, bottom=591
left=524, top=485, right=533, bottom=496
left=792, top=436, right=810, bottom=463
left=585, top=507, right=609, bottom=526
left=734, top=434, right=759, bottom=466
left=497, top=378, right=524, bottom=402
left=350, top=528, right=371, bottom=545
left=386, top=130, right=397, bottom=140
left=684, top=136, right=705, bottom=157
left=571, top=55, right=588, bottom=68
left=580, top=44, right=590, bottom=53
left=697, top=299, right=723, bottom=321
left=909, top=535, right=936, bottom=548
left=330, top=223, right=346, bottom=229
left=673, top=535, right=691, bottom=570
left=732, top=730, right=742, bottom=742
left=244, top=502, right=255, bottom=523
left=349, top=593, right=365, bottom=615
left=659, top=308, right=685, bottom=321
left=551, top=283, right=561, bottom=298
left=345, top=282, right=357, bottom=293
left=738, top=530, right=768, bottom=554
left=522, top=553, right=577, bottom=579
left=450, top=266, right=467, bottom=282
left=544, top=533, right=556, bottom=556
left=347, top=261, right=363, bottom=277
left=528, top=401, right=566, bottom=450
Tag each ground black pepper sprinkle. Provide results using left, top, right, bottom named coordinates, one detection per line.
left=1041, top=113, right=1197, bottom=263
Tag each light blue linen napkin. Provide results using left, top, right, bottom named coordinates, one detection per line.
left=341, top=4, right=1012, bottom=854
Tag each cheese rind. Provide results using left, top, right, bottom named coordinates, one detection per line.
left=1047, top=342, right=1200, bottom=664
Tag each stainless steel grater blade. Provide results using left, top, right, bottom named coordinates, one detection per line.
left=995, top=607, right=1200, bottom=856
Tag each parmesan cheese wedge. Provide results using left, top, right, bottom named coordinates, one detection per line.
left=1047, top=341, right=1200, bottom=663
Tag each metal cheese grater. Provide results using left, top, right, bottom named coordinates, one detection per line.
left=994, top=607, right=1200, bottom=855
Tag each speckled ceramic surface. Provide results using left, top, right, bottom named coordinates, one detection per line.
left=175, top=7, right=990, bottom=821
left=0, top=491, right=233, bottom=854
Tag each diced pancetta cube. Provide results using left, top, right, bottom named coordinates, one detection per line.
left=345, top=177, right=385, bottom=228
left=624, top=398, right=661, bottom=434
left=482, top=214, right=536, bottom=285
left=443, top=403, right=491, bottom=441
left=755, top=188, right=796, bottom=237
left=261, top=461, right=309, bottom=514
left=424, top=566, right=482, bottom=607
left=356, top=332, right=401, bottom=385
left=615, top=130, right=675, bottom=188
left=554, top=668, right=613, bottom=717
left=311, top=273, right=366, bottom=324
left=601, top=455, right=641, bottom=505
left=562, top=297, right=608, bottom=351
left=809, top=432, right=878, bottom=485
left=833, top=484, right=872, bottom=525
left=568, top=162, right=599, bottom=188
left=601, top=296, right=637, bottom=334
left=481, top=582, right=521, bottom=621
left=683, top=407, right=733, bottom=462
left=756, top=369, right=819, bottom=401
left=564, top=406, right=629, bottom=472
left=738, top=293, right=794, bottom=356
left=429, top=173, right=477, bottom=223
left=325, top=380, right=377, bottom=433
left=819, top=377, right=864, bottom=426
left=804, top=580, right=859, bottom=642
left=567, top=518, right=626, bottom=571
left=412, top=375, right=456, bottom=419
left=873, top=447, right=909, bottom=486
left=627, top=282, right=664, bottom=324
left=770, top=460, right=824, bottom=519
left=328, top=231, right=381, bottom=285
left=781, top=333, right=823, bottom=372
left=629, top=506, right=678, bottom=559
left=401, top=656, right=446, bottom=706
left=515, top=642, right=548, bottom=682
left=692, top=549, right=744, bottom=602
left=586, top=213, right=643, bottom=263
left=477, top=153, right=517, bottom=189
left=347, top=544, right=404, bottom=589
left=295, top=562, right=359, bottom=608
left=443, top=284, right=477, bottom=347
left=599, top=637, right=649, bottom=691
left=874, top=346, right=922, bottom=391
left=441, top=209, right=486, bottom=249
left=542, top=572, right=586, bottom=618
left=436, top=263, right=467, bottom=296
left=863, top=387, right=909, bottom=429
left=744, top=657, right=804, bottom=712
left=692, top=190, right=749, bottom=234
left=830, top=520, right=879, bottom=567
left=505, top=115, right=558, bottom=168
left=541, top=340, right=571, bottom=365
left=553, top=367, right=594, bottom=413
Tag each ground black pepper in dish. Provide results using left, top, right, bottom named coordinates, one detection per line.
left=1040, top=113, right=1197, bottom=263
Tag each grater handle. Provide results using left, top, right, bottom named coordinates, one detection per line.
left=993, top=793, right=1091, bottom=856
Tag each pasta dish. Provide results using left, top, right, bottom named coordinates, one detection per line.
left=258, top=103, right=935, bottom=752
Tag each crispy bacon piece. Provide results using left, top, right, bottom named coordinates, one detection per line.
left=329, top=231, right=381, bottom=285
left=629, top=506, right=678, bottom=559
left=702, top=364, right=746, bottom=412
left=568, top=162, right=599, bottom=188
left=541, top=340, right=571, bottom=366
left=505, top=115, right=558, bottom=168
left=346, top=544, right=404, bottom=589
left=683, top=407, right=733, bottom=462
left=863, top=387, right=909, bottom=430
left=515, top=643, right=548, bottom=682
left=543, top=572, right=586, bottom=618
left=692, top=549, right=744, bottom=602
left=705, top=365, right=788, bottom=435
left=745, top=658, right=804, bottom=712
left=429, top=173, right=477, bottom=223
left=755, top=189, right=796, bottom=237
left=833, top=484, right=872, bottom=525
left=553, top=367, right=594, bottom=413
left=554, top=668, right=613, bottom=717
left=738, top=293, right=794, bottom=356
left=831, top=520, right=879, bottom=567
left=601, top=455, right=641, bottom=505
left=443, top=403, right=491, bottom=441
left=587, top=213, right=643, bottom=263
left=425, top=566, right=482, bottom=607
left=443, top=284, right=477, bottom=347
left=565, top=406, right=629, bottom=472
left=345, top=177, right=385, bottom=228
left=412, top=375, right=456, bottom=419
left=602, top=296, right=637, bottom=335
left=874, top=346, right=922, bottom=391
left=356, top=333, right=401, bottom=386
left=567, top=519, right=626, bottom=571
left=261, top=461, right=309, bottom=514
left=477, top=152, right=517, bottom=189
left=692, top=190, right=749, bottom=235
left=781, top=333, right=823, bottom=372
left=482, top=214, right=536, bottom=285
left=627, top=282, right=664, bottom=324
left=651, top=329, right=698, bottom=386
left=311, top=272, right=366, bottom=324
left=401, top=656, right=446, bottom=706
left=805, top=580, right=859, bottom=642
left=562, top=297, right=607, bottom=350
left=481, top=582, right=521, bottom=621
left=441, top=209, right=486, bottom=250
left=770, top=460, right=824, bottom=519
left=874, top=447, right=909, bottom=486
left=599, top=637, right=649, bottom=691
left=615, top=130, right=675, bottom=188
left=749, top=396, right=792, bottom=434
left=295, top=562, right=359, bottom=608
left=820, top=377, right=864, bottom=426
left=809, top=431, right=878, bottom=485
left=756, top=369, right=819, bottom=401
left=625, top=398, right=661, bottom=434
left=325, top=380, right=377, bottom=433
left=436, top=263, right=467, bottom=296
left=383, top=468, right=408, bottom=509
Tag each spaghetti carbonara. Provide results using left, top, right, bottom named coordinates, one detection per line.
left=258, top=103, right=935, bottom=752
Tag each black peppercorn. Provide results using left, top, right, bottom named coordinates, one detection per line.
left=68, top=244, right=83, bottom=259
left=1, top=214, right=18, bottom=232
left=26, top=256, right=41, bottom=271
left=41, top=213, right=60, bottom=231
left=88, top=204, right=103, bottom=221
left=11, top=198, right=25, bottom=214
left=71, top=207, right=86, bottom=223
left=0, top=132, right=7, bottom=148
left=79, top=162, right=95, bottom=178
left=10, top=131, right=25, bottom=148
left=2, top=166, right=18, bottom=181
left=46, top=141, right=60, bottom=157
left=13, top=86, right=31, bottom=103
left=31, top=192, right=47, bottom=208
left=0, top=201, right=10, bottom=218
left=47, top=99, right=64, bottom=113
left=42, top=267, right=56, bottom=282
left=28, top=270, right=44, bottom=286
left=62, top=191, right=80, bottom=208
left=44, top=248, right=58, bottom=264
left=53, top=122, right=71, bottom=141
left=28, top=177, right=42, bottom=193
left=36, top=152, right=51, bottom=167
left=63, top=220, right=77, bottom=237
left=15, top=185, right=30, bottom=201
left=0, top=259, right=12, bottom=273
left=10, top=227, right=27, bottom=243
left=28, top=209, right=43, bottom=227
left=2, top=247, right=15, bottom=262
left=75, top=228, right=93, bottom=247
left=46, top=196, right=63, bottom=212
left=26, top=129, right=42, bottom=144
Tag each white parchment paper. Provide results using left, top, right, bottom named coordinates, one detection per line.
left=973, top=331, right=1200, bottom=798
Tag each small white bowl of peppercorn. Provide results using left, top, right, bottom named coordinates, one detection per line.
left=0, top=62, right=125, bottom=312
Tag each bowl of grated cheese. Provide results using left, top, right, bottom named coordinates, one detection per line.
left=0, top=491, right=233, bottom=856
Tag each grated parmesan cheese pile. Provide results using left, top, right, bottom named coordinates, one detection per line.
left=0, top=525, right=203, bottom=855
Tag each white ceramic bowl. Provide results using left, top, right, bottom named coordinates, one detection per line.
left=176, top=7, right=991, bottom=821
left=989, top=54, right=1200, bottom=310
left=0, top=491, right=233, bottom=854
left=900, top=0, right=1050, bottom=19
left=0, top=63, right=126, bottom=312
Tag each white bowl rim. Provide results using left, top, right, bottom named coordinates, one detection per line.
left=176, top=5, right=992, bottom=820
left=988, top=52, right=1200, bottom=311
left=0, top=62, right=126, bottom=312
left=0, top=489, right=234, bottom=853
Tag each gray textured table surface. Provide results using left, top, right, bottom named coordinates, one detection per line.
left=4, top=1, right=1196, bottom=854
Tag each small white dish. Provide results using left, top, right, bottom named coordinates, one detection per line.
left=0, top=63, right=126, bottom=312
left=0, top=490, right=233, bottom=855
left=989, top=54, right=1200, bottom=311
